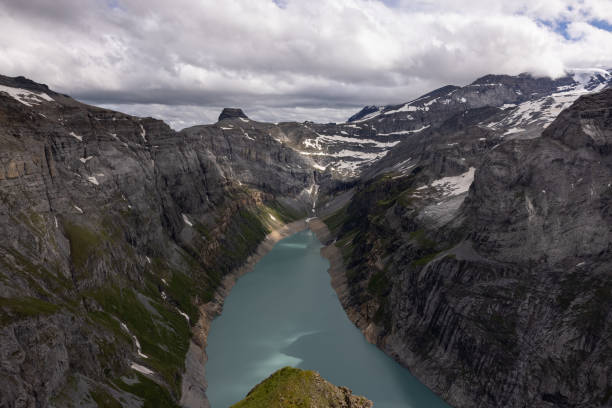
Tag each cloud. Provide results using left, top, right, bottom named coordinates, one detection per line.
left=0, top=0, right=611, bottom=128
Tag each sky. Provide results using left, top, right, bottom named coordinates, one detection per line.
left=0, top=0, right=611, bottom=129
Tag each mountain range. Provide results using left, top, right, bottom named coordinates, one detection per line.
left=0, top=68, right=610, bottom=407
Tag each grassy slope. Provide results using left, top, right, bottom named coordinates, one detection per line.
left=231, top=367, right=371, bottom=408
left=1, top=199, right=306, bottom=407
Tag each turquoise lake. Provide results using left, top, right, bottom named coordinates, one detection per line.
left=205, top=229, right=451, bottom=408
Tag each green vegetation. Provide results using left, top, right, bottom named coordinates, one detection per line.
left=373, top=298, right=392, bottom=328
left=62, top=222, right=105, bottom=269
left=4, top=189, right=311, bottom=407
left=231, top=367, right=370, bottom=408
left=166, top=263, right=201, bottom=320
left=214, top=208, right=270, bottom=273
left=192, top=221, right=211, bottom=240
left=265, top=200, right=306, bottom=224
left=322, top=172, right=460, bottom=336
left=323, top=205, right=349, bottom=234
left=412, top=251, right=443, bottom=266
left=91, top=287, right=190, bottom=396
left=2, top=247, right=72, bottom=300
left=116, top=374, right=180, bottom=408
left=89, top=387, right=122, bottom=408
left=409, top=229, right=437, bottom=250
left=0, top=296, right=60, bottom=325
left=367, top=269, right=391, bottom=297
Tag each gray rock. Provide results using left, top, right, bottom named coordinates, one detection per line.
left=218, top=108, right=249, bottom=121
left=322, top=88, right=612, bottom=408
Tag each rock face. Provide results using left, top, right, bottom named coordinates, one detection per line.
left=218, top=107, right=249, bottom=121
left=0, top=75, right=317, bottom=407
left=230, top=367, right=373, bottom=408
left=320, top=89, right=612, bottom=407
left=2, top=67, right=612, bottom=408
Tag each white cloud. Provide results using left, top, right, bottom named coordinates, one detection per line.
left=0, top=0, right=610, bottom=124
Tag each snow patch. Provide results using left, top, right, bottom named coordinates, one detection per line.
left=302, top=138, right=322, bottom=150
left=318, top=134, right=400, bottom=148
left=391, top=158, right=415, bottom=176
left=491, top=70, right=610, bottom=134
left=384, top=103, right=428, bottom=115
left=0, top=84, right=54, bottom=106
left=69, top=132, right=83, bottom=142
left=79, top=156, right=93, bottom=163
left=431, top=167, right=476, bottom=196
left=74, top=205, right=83, bottom=214
left=86, top=176, right=99, bottom=186
left=377, top=125, right=430, bottom=136
left=121, top=322, right=148, bottom=359
left=182, top=214, right=193, bottom=227
left=177, top=309, right=190, bottom=322
left=504, top=127, right=524, bottom=135
left=130, top=363, right=154, bottom=376
left=351, top=106, right=385, bottom=122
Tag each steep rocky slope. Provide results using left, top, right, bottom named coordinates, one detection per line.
left=0, top=76, right=317, bottom=407
left=230, top=367, right=372, bottom=408
left=320, top=88, right=612, bottom=407
left=2, top=67, right=611, bottom=408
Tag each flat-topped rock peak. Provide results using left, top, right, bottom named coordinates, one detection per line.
left=219, top=107, right=249, bottom=121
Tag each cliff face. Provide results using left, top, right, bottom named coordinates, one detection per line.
left=2, top=69, right=612, bottom=408
left=0, top=76, right=316, bottom=407
left=230, top=367, right=372, bottom=408
left=320, top=89, right=612, bottom=407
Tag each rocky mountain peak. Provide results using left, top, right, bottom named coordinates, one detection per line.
left=231, top=367, right=372, bottom=408
left=218, top=107, right=249, bottom=121
left=543, top=87, right=612, bottom=152
left=0, top=74, right=53, bottom=94
left=348, top=105, right=381, bottom=122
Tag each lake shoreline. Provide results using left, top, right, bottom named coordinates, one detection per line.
left=180, top=219, right=308, bottom=408
left=307, top=218, right=384, bottom=345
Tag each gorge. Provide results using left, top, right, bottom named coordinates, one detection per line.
left=205, top=227, right=449, bottom=408
left=0, top=69, right=611, bottom=408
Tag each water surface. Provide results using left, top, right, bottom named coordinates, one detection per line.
left=206, top=229, right=450, bottom=408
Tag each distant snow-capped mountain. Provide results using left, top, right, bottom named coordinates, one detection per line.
left=288, top=68, right=610, bottom=177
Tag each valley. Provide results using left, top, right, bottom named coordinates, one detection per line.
left=0, top=68, right=611, bottom=407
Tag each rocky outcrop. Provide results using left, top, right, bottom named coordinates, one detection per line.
left=218, top=108, right=249, bottom=121
left=230, top=367, right=372, bottom=408
left=319, top=89, right=612, bottom=407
